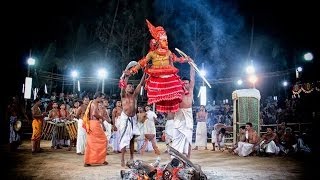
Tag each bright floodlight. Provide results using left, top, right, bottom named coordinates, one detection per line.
left=304, top=52, right=313, bottom=61
left=71, top=70, right=78, bottom=78
left=248, top=74, right=258, bottom=84
left=297, top=67, right=303, bottom=72
left=246, top=65, right=255, bottom=74
left=282, top=81, right=288, bottom=87
left=98, top=68, right=107, bottom=79
left=200, top=70, right=206, bottom=77
left=237, top=79, right=243, bottom=85
left=199, top=86, right=207, bottom=106
left=27, top=57, right=35, bottom=65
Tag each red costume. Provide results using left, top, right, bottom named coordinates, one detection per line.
left=129, top=20, right=188, bottom=112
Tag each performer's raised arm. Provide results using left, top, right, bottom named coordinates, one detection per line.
left=190, top=62, right=195, bottom=90
left=120, top=74, right=130, bottom=98
left=134, top=73, right=146, bottom=96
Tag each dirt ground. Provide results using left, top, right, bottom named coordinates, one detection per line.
left=0, top=140, right=312, bottom=180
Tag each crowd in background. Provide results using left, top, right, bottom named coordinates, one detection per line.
left=6, top=90, right=314, bottom=156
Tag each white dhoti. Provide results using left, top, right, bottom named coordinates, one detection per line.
left=144, top=119, right=156, bottom=135
left=172, top=108, right=193, bottom=155
left=235, top=141, right=254, bottom=157
left=103, top=121, right=112, bottom=141
left=112, top=116, right=121, bottom=152
left=165, top=119, right=174, bottom=143
left=195, top=122, right=207, bottom=147
left=260, top=140, right=280, bottom=154
left=119, top=112, right=140, bottom=150
left=136, top=121, right=145, bottom=151
left=76, top=119, right=86, bottom=154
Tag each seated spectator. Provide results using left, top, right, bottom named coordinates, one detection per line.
left=279, top=127, right=296, bottom=155
left=234, top=122, right=259, bottom=157
left=229, top=126, right=246, bottom=153
left=296, top=132, right=311, bottom=154
left=259, top=127, right=280, bottom=156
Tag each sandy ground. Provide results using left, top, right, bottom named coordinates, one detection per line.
left=1, top=140, right=312, bottom=180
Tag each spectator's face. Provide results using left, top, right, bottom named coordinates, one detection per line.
left=60, top=104, right=66, bottom=109
left=245, top=125, right=251, bottom=130
left=83, top=98, right=89, bottom=105
left=266, top=128, right=273, bottom=134
left=138, top=107, right=143, bottom=112
left=74, top=102, right=79, bottom=108
left=103, top=100, right=109, bottom=107
left=145, top=106, right=151, bottom=111
left=98, top=102, right=103, bottom=109
left=53, top=103, right=58, bottom=108
left=240, top=128, right=245, bottom=133
left=116, top=101, right=121, bottom=107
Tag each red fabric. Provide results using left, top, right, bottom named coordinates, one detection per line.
left=146, top=19, right=166, bottom=41
left=145, top=74, right=183, bottom=112
left=118, top=79, right=127, bottom=89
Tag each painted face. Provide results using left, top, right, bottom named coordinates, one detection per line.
left=159, top=34, right=168, bottom=49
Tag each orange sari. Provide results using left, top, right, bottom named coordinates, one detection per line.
left=31, top=118, right=42, bottom=141
left=84, top=120, right=107, bottom=164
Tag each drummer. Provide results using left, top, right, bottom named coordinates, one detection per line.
left=68, top=101, right=80, bottom=150
left=59, top=103, right=70, bottom=148
left=48, top=102, right=62, bottom=149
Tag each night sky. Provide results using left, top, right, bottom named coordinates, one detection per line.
left=2, top=0, right=319, bottom=123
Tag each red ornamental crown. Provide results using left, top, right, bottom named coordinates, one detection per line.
left=146, top=19, right=167, bottom=41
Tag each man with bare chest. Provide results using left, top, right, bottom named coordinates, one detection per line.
left=172, top=65, right=195, bottom=159
left=119, top=73, right=145, bottom=167
left=83, top=92, right=108, bottom=167
left=112, top=100, right=122, bottom=153
left=75, top=96, right=89, bottom=155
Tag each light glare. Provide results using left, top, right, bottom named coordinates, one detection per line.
left=27, top=57, right=35, bottom=65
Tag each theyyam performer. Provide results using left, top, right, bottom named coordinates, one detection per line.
left=124, top=19, right=190, bottom=112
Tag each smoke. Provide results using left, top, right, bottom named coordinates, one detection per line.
left=152, top=0, right=246, bottom=78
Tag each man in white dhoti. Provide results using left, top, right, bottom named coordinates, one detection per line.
left=136, top=106, right=146, bottom=152
left=211, top=120, right=226, bottom=151
left=164, top=112, right=175, bottom=146
left=193, top=105, right=208, bottom=150
left=119, top=72, right=145, bottom=167
left=234, top=122, right=259, bottom=157
left=139, top=105, right=160, bottom=155
left=100, top=100, right=112, bottom=151
left=75, top=96, right=90, bottom=155
left=111, top=100, right=122, bottom=153
left=259, top=127, right=280, bottom=155
left=172, top=65, right=195, bottom=159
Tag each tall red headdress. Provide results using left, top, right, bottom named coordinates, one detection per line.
left=146, top=19, right=167, bottom=41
